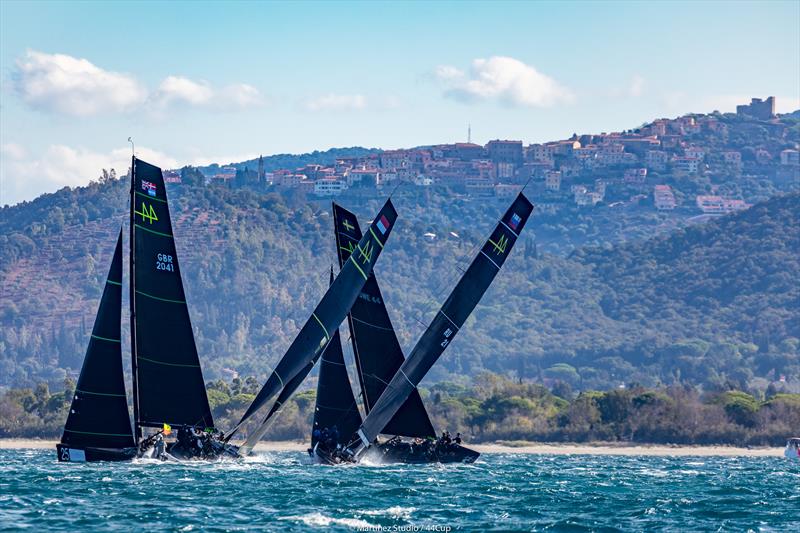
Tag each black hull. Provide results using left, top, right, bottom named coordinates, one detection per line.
left=310, top=441, right=480, bottom=465
left=57, top=442, right=240, bottom=462
left=374, top=442, right=480, bottom=464
left=308, top=445, right=353, bottom=465
left=163, top=441, right=241, bottom=461
left=56, top=444, right=137, bottom=462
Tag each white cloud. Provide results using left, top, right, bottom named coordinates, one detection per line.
left=218, top=83, right=264, bottom=110
left=0, top=143, right=177, bottom=206
left=11, top=50, right=263, bottom=116
left=150, top=78, right=264, bottom=111
left=13, top=50, right=148, bottom=116
left=304, top=93, right=367, bottom=112
left=153, top=76, right=214, bottom=107
left=628, top=74, right=645, bottom=97
left=433, top=65, right=464, bottom=82
left=434, top=56, right=573, bottom=108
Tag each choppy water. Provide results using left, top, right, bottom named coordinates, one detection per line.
left=0, top=449, right=797, bottom=532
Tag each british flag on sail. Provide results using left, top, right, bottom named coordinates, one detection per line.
left=141, top=180, right=157, bottom=197
left=509, top=212, right=521, bottom=230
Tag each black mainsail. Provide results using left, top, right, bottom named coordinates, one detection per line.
left=58, top=230, right=135, bottom=460
left=333, top=203, right=435, bottom=438
left=350, top=193, right=533, bottom=452
left=130, top=157, right=214, bottom=436
left=230, top=199, right=398, bottom=450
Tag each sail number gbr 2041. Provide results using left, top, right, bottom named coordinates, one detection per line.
left=156, top=253, right=174, bottom=272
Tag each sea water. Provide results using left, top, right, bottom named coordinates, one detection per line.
left=0, top=449, right=797, bottom=531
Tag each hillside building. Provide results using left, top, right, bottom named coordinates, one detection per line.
left=780, top=149, right=799, bottom=166
left=654, top=185, right=677, bottom=210
left=545, top=171, right=561, bottom=191
left=736, top=97, right=776, bottom=120
left=695, top=195, right=749, bottom=214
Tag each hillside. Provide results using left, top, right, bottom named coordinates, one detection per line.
left=1, top=173, right=798, bottom=392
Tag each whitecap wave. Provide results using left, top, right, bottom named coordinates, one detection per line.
left=359, top=506, right=416, bottom=519
left=279, top=512, right=374, bottom=529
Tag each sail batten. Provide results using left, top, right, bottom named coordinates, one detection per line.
left=231, top=199, right=399, bottom=448
left=60, top=230, right=135, bottom=450
left=131, top=157, right=214, bottom=431
left=351, top=193, right=534, bottom=450
left=333, top=204, right=436, bottom=438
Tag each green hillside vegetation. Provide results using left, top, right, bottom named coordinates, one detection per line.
left=0, top=175, right=798, bottom=393
left=2, top=373, right=797, bottom=447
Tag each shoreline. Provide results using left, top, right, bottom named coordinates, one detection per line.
left=0, top=439, right=783, bottom=457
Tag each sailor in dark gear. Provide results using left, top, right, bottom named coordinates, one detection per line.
left=312, top=428, right=321, bottom=443
left=153, top=433, right=166, bottom=460
left=455, top=432, right=462, bottom=445
left=176, top=426, right=192, bottom=454
left=320, top=428, right=331, bottom=450
left=191, top=427, right=204, bottom=456
left=331, top=425, right=339, bottom=444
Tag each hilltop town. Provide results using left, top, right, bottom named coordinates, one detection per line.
left=189, top=96, right=798, bottom=219
left=0, top=98, right=798, bottom=394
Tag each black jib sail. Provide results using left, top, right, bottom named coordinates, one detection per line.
left=230, top=199, right=398, bottom=449
left=130, top=157, right=214, bottom=436
left=333, top=203, right=435, bottom=438
left=311, top=326, right=362, bottom=448
left=60, top=230, right=135, bottom=453
left=351, top=193, right=533, bottom=451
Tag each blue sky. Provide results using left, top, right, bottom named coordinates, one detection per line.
left=1, top=0, right=798, bottom=205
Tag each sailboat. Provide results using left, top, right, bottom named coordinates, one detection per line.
left=334, top=192, right=534, bottom=464
left=308, top=203, right=477, bottom=463
left=224, top=199, right=399, bottom=455
left=57, top=156, right=239, bottom=462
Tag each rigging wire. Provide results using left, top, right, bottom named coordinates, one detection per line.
left=404, top=183, right=529, bottom=341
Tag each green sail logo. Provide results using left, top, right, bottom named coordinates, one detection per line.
left=135, top=202, right=159, bottom=224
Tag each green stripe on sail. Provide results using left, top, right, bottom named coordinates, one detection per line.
left=76, top=389, right=126, bottom=397
left=135, top=290, right=186, bottom=304
left=350, top=258, right=368, bottom=281
left=135, top=191, right=167, bottom=203
left=311, top=313, right=330, bottom=340
left=91, top=334, right=121, bottom=343
left=137, top=355, right=200, bottom=368
left=64, top=429, right=132, bottom=437
left=106, top=280, right=122, bottom=286
left=369, top=227, right=384, bottom=249
left=134, top=224, right=173, bottom=238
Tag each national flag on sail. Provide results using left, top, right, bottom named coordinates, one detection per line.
left=509, top=212, right=521, bottom=230
left=142, top=180, right=157, bottom=197
left=376, top=214, right=390, bottom=235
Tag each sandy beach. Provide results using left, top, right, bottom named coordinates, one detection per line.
left=0, top=439, right=783, bottom=457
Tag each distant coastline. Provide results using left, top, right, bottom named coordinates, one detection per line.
left=1, top=439, right=783, bottom=457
